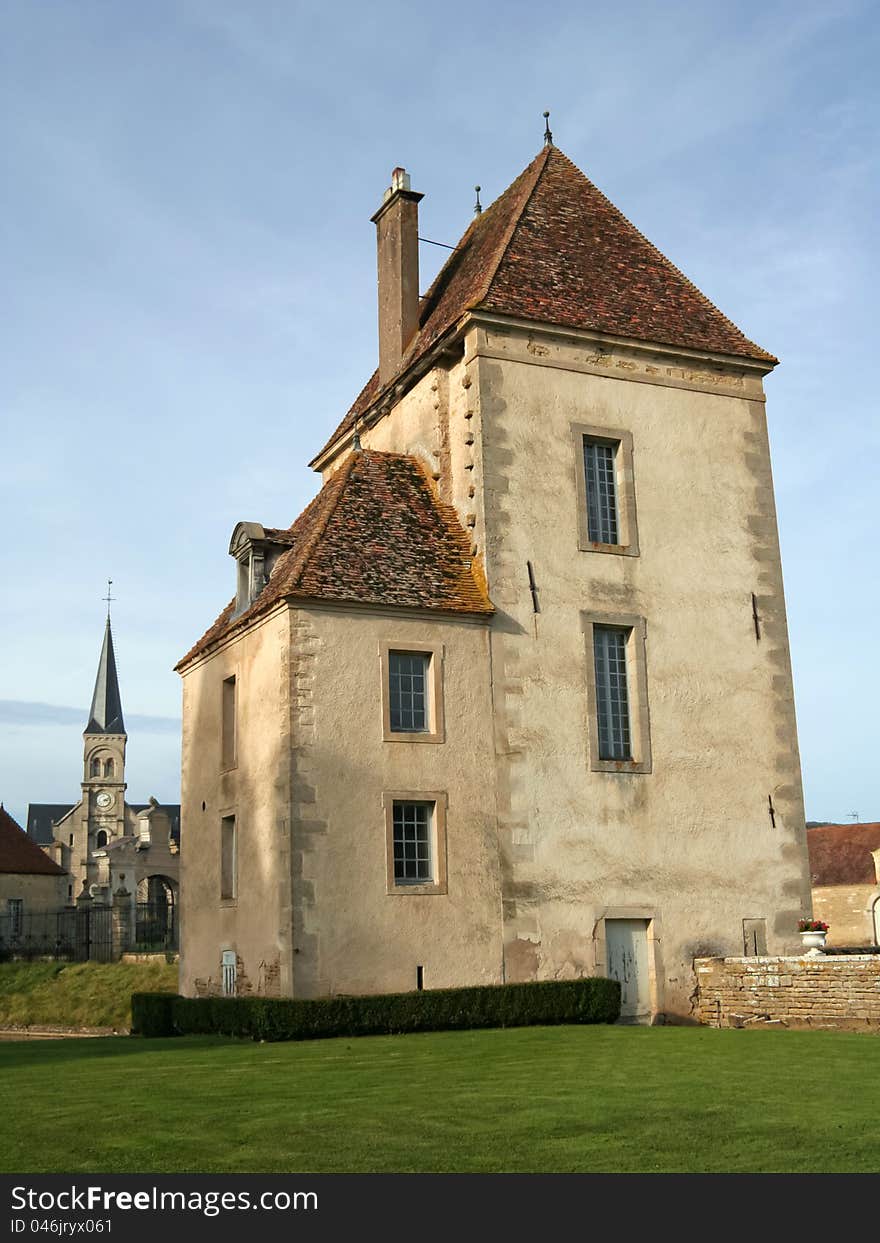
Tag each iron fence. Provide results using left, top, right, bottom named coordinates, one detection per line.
left=0, top=901, right=176, bottom=961
left=134, top=901, right=178, bottom=953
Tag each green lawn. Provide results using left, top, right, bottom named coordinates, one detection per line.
left=2, top=1024, right=877, bottom=1173
left=0, top=960, right=178, bottom=1030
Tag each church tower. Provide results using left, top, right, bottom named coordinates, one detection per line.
left=81, top=616, right=128, bottom=850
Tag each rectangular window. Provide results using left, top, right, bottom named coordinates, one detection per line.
left=393, top=801, right=433, bottom=883
left=389, top=651, right=430, bottom=732
left=7, top=898, right=23, bottom=937
left=583, top=440, right=619, bottom=544
left=380, top=642, right=445, bottom=744
left=220, top=815, right=237, bottom=900
left=582, top=612, right=651, bottom=774
left=221, top=675, right=237, bottom=769
left=593, top=627, right=632, bottom=760
left=384, top=791, right=448, bottom=895
left=572, top=424, right=638, bottom=556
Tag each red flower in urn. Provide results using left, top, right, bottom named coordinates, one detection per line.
left=798, top=919, right=829, bottom=933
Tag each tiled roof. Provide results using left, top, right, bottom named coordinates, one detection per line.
left=315, top=144, right=775, bottom=461
left=807, top=823, right=880, bottom=886
left=177, top=450, right=492, bottom=669
left=0, top=806, right=66, bottom=876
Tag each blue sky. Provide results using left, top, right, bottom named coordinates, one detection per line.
left=1, top=0, right=877, bottom=827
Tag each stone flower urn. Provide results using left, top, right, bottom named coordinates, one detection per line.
left=799, top=928, right=828, bottom=957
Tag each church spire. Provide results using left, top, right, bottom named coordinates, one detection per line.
left=84, top=617, right=126, bottom=736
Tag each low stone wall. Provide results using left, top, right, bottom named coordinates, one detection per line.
left=694, top=955, right=880, bottom=1030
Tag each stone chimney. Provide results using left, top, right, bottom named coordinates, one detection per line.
left=371, top=167, right=424, bottom=386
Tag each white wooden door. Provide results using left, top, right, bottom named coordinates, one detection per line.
left=605, top=918, right=651, bottom=1019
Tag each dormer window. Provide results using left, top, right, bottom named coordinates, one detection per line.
left=228, top=521, right=292, bottom=619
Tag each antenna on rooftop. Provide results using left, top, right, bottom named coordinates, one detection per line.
left=847, top=811, right=860, bottom=823
left=473, top=185, right=482, bottom=216
left=103, top=579, right=115, bottom=620
left=543, top=110, right=553, bottom=146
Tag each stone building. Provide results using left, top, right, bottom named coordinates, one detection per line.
left=1, top=805, right=67, bottom=941
left=807, top=823, right=880, bottom=947
left=177, top=139, right=811, bottom=1020
left=27, top=617, right=180, bottom=926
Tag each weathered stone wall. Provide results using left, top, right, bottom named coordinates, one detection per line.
left=179, top=605, right=292, bottom=1000
left=469, top=320, right=810, bottom=1018
left=694, top=955, right=880, bottom=1029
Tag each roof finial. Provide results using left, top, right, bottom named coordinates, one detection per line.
left=473, top=185, right=482, bottom=216
left=352, top=416, right=362, bottom=452
left=543, top=110, right=553, bottom=146
left=103, top=578, right=115, bottom=620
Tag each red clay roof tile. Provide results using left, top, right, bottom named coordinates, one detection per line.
left=177, top=450, right=492, bottom=669
left=807, top=823, right=880, bottom=887
left=0, top=806, right=67, bottom=876
left=315, top=145, right=775, bottom=460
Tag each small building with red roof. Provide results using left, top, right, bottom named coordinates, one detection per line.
left=0, top=805, right=67, bottom=944
left=808, top=823, right=880, bottom=947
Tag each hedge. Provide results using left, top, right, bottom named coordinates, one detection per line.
left=131, top=977, right=620, bottom=1041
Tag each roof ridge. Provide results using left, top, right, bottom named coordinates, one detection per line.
left=407, top=457, right=493, bottom=613
left=474, top=145, right=552, bottom=310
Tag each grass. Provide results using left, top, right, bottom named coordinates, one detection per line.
left=0, top=960, right=178, bottom=1030
left=1, top=1024, right=878, bottom=1173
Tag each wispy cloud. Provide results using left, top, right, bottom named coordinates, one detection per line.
left=0, top=701, right=180, bottom=735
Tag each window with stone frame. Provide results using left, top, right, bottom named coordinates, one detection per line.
left=581, top=612, right=652, bottom=774
left=572, top=424, right=639, bottom=556
left=383, top=791, right=448, bottom=895
left=380, top=642, right=445, bottom=744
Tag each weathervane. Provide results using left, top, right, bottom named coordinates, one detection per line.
left=103, top=579, right=115, bottom=619
left=352, top=416, right=362, bottom=452
left=473, top=185, right=482, bottom=216
left=543, top=110, right=553, bottom=146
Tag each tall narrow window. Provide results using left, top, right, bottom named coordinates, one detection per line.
left=220, top=815, right=237, bottom=900
left=103, top=759, right=114, bottom=777
left=389, top=652, right=430, bottom=733
left=7, top=898, right=23, bottom=937
left=392, top=801, right=433, bottom=883
left=593, top=626, right=632, bottom=761
left=573, top=425, right=638, bottom=556
left=90, top=758, right=101, bottom=777
left=221, top=675, right=237, bottom=769
left=583, top=439, right=619, bottom=544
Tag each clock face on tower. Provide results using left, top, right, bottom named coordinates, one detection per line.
left=96, top=791, right=114, bottom=810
